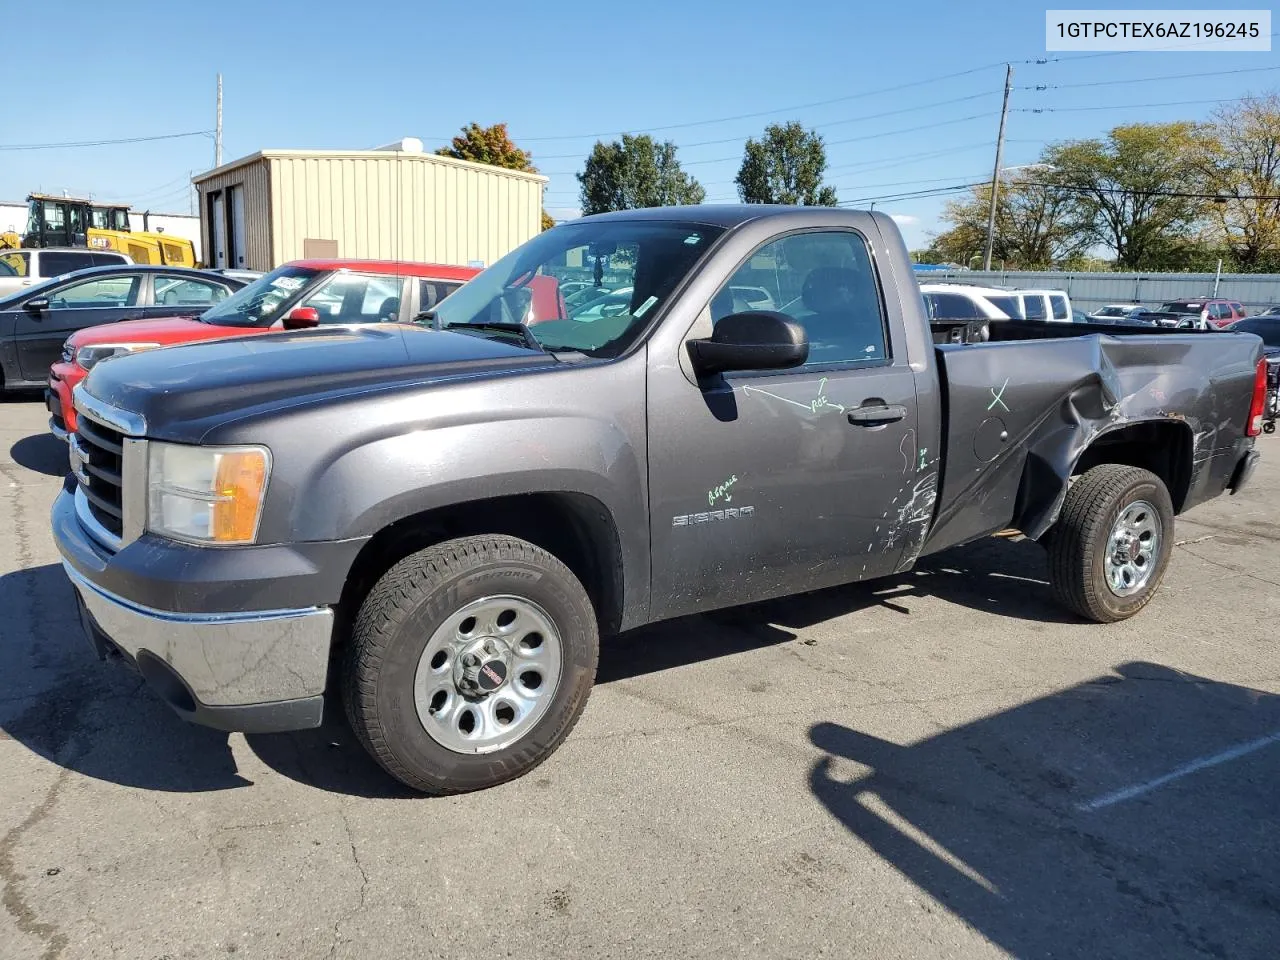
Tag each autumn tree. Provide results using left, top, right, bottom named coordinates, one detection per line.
left=735, top=122, right=838, bottom=206
left=1044, top=122, right=1212, bottom=269
left=1200, top=95, right=1280, bottom=270
left=577, top=134, right=705, bottom=214
left=929, top=171, right=1089, bottom=269
left=438, top=122, right=556, bottom=231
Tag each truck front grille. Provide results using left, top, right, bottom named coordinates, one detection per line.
left=75, top=416, right=127, bottom=538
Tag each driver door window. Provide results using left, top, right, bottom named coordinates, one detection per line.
left=48, top=275, right=140, bottom=308
left=299, top=273, right=403, bottom=324
left=709, top=230, right=887, bottom=365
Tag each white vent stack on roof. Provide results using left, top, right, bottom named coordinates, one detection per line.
left=372, top=137, right=424, bottom=153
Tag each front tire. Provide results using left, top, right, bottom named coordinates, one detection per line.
left=343, top=535, right=599, bottom=795
left=1046, top=464, right=1174, bottom=623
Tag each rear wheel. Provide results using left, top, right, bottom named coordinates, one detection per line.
left=1046, top=464, right=1174, bottom=623
left=343, top=535, right=599, bottom=795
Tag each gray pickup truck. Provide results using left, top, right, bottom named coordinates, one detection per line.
left=52, top=206, right=1266, bottom=795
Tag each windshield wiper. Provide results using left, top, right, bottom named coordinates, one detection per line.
left=442, top=320, right=545, bottom=353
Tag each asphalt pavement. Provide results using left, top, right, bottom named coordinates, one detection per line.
left=2, top=394, right=1277, bottom=960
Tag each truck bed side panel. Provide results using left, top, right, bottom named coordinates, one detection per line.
left=923, top=333, right=1261, bottom=556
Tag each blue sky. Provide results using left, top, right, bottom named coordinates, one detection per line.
left=4, top=1, right=1278, bottom=251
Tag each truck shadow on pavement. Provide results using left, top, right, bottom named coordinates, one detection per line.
left=9, top=433, right=69, bottom=478
left=0, top=562, right=251, bottom=793
left=598, top=536, right=1070, bottom=684
left=3, top=535, right=1080, bottom=799
left=808, top=662, right=1280, bottom=960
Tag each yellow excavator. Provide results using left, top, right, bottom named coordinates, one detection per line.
left=0, top=194, right=198, bottom=267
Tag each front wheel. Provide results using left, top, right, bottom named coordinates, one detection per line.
left=1046, top=464, right=1175, bottom=623
left=343, top=535, right=599, bottom=795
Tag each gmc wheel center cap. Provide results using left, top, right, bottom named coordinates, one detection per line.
left=455, top=637, right=513, bottom=696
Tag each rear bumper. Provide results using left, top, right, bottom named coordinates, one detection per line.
left=1228, top=447, right=1261, bottom=495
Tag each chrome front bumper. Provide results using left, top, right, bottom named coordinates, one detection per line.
left=64, top=560, right=332, bottom=732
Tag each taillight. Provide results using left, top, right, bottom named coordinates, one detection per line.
left=1247, top=355, right=1268, bottom=436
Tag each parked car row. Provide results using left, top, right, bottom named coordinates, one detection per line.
left=36, top=259, right=481, bottom=435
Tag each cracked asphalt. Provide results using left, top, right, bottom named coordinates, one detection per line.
left=2, top=395, right=1278, bottom=960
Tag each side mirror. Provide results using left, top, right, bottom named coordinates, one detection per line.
left=686, top=311, right=808, bottom=377
left=23, top=297, right=49, bottom=315
left=281, top=306, right=320, bottom=329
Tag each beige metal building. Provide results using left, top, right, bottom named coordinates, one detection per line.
left=192, top=138, right=547, bottom=271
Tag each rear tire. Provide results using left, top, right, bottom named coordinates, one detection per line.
left=1046, top=464, right=1174, bottom=623
left=342, top=534, right=599, bottom=795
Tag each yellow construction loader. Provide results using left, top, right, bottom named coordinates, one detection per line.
left=0, top=194, right=198, bottom=267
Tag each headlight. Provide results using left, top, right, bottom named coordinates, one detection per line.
left=76, top=342, right=161, bottom=371
left=147, top=442, right=271, bottom=545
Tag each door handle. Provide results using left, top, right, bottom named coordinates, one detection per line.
left=847, top=403, right=908, bottom=426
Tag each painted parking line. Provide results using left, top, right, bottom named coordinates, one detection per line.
left=1077, top=730, right=1280, bottom=812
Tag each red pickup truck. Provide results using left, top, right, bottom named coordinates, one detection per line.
left=48, top=259, right=484, bottom=437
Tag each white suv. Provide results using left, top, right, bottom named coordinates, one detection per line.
left=1009, top=288, right=1073, bottom=323
left=919, top=283, right=1019, bottom=321
left=0, top=247, right=133, bottom=298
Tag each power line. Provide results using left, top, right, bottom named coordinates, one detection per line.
left=1018, top=95, right=1275, bottom=114
left=837, top=181, right=988, bottom=206
left=542, top=142, right=1002, bottom=196
left=1022, top=180, right=1280, bottom=201
left=1028, top=31, right=1280, bottom=64
left=0, top=130, right=213, bottom=151
left=532, top=91, right=999, bottom=160
left=539, top=111, right=999, bottom=176
left=516, top=61, right=1013, bottom=143
left=1022, top=63, right=1280, bottom=92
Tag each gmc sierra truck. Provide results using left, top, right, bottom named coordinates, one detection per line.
left=51, top=206, right=1266, bottom=795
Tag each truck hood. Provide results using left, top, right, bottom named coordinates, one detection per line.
left=67, top=315, right=246, bottom=347
left=80, top=323, right=557, bottom=437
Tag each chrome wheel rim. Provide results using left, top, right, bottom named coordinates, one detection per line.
left=413, top=595, right=563, bottom=754
left=1105, top=500, right=1161, bottom=597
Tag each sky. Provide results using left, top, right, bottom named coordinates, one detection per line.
left=4, top=1, right=1279, bottom=252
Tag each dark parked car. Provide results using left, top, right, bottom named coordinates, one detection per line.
left=0, top=264, right=246, bottom=391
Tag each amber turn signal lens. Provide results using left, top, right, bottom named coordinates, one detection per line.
left=211, top=449, right=269, bottom=543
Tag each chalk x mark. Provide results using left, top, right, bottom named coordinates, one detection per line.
left=988, top=378, right=1010, bottom=412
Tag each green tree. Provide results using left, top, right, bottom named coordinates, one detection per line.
left=735, top=122, right=838, bottom=206
left=929, top=171, right=1089, bottom=269
left=577, top=134, right=705, bottom=215
left=437, top=122, right=535, bottom=170
left=1044, top=122, right=1211, bottom=269
left=438, top=122, right=556, bottom=231
left=1200, top=94, right=1280, bottom=271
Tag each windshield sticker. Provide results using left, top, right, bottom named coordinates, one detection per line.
left=683, top=234, right=702, bottom=245
left=273, top=276, right=306, bottom=291
left=634, top=295, right=659, bottom=317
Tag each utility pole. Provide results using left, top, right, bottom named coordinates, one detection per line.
left=189, top=169, right=195, bottom=216
left=982, top=64, right=1013, bottom=272
left=216, top=73, right=224, bottom=168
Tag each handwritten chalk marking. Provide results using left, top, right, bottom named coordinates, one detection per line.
left=988, top=378, right=1010, bottom=412
left=1077, top=729, right=1280, bottom=812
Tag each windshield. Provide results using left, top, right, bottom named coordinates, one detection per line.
left=1096, top=307, right=1126, bottom=317
left=432, top=219, right=726, bottom=357
left=1160, top=301, right=1203, bottom=314
left=1231, top=318, right=1280, bottom=347
left=200, top=264, right=321, bottom=327
left=984, top=294, right=1019, bottom=318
